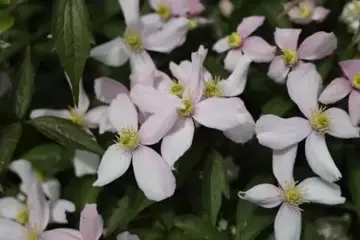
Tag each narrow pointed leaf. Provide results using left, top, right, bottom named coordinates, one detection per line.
left=0, top=123, right=22, bottom=172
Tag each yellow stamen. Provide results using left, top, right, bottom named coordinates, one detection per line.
left=16, top=206, right=29, bottom=225
left=27, top=231, right=38, bottom=240
left=204, top=76, right=221, bottom=97
left=188, top=18, right=198, bottom=29
left=310, top=107, right=330, bottom=133
left=117, top=127, right=139, bottom=150
left=157, top=4, right=171, bottom=20
left=179, top=99, right=193, bottom=117
left=227, top=32, right=242, bottom=49
left=351, top=74, right=360, bottom=89
left=69, top=108, right=86, bottom=126
left=299, top=5, right=312, bottom=18
left=281, top=49, right=298, bottom=66
left=124, top=33, right=142, bottom=50
left=170, top=82, right=184, bottom=97
left=34, top=170, right=47, bottom=182
left=283, top=181, right=305, bottom=206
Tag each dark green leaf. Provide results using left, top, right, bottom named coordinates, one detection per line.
left=0, top=123, right=22, bottom=172
left=136, top=229, right=164, bottom=240
left=29, top=116, right=103, bottom=155
left=166, top=229, right=193, bottom=240
left=261, top=95, right=294, bottom=116
left=238, top=213, right=273, bottom=240
left=0, top=13, right=14, bottom=33
left=348, top=158, right=360, bottom=215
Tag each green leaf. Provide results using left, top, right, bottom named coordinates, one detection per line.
left=348, top=158, right=360, bottom=215
left=136, top=229, right=164, bottom=240
left=29, top=116, right=103, bottom=155
left=14, top=46, right=35, bottom=120
left=52, top=0, right=91, bottom=103
left=261, top=95, right=294, bottom=116
left=0, top=13, right=14, bottom=34
left=0, top=123, right=22, bottom=172
left=0, top=0, right=11, bottom=5
left=238, top=212, right=273, bottom=240
left=21, top=143, right=73, bottom=175
left=166, top=229, right=193, bottom=240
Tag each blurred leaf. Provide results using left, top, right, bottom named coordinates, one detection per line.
left=166, top=229, right=193, bottom=240
left=29, top=116, right=103, bottom=155
left=238, top=212, right=273, bottom=240
left=52, top=0, right=91, bottom=103
left=0, top=0, right=11, bottom=5
left=348, top=158, right=360, bottom=215
left=14, top=46, right=35, bottom=120
left=261, top=95, right=294, bottom=116
left=317, top=56, right=335, bottom=81
left=0, top=122, right=22, bottom=172
left=136, top=229, right=164, bottom=240
left=0, top=13, right=14, bottom=34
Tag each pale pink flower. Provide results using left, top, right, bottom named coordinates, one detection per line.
left=319, top=60, right=360, bottom=126
left=117, top=231, right=140, bottom=240
left=93, top=94, right=176, bottom=202
left=285, top=0, right=330, bottom=25
left=213, top=16, right=276, bottom=71
left=219, top=0, right=234, bottom=17
left=238, top=145, right=345, bottom=240
left=256, top=63, right=359, bottom=182
left=268, top=28, right=337, bottom=84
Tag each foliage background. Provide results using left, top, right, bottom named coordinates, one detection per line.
left=0, top=0, right=360, bottom=239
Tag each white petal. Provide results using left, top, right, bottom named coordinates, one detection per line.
left=287, top=63, right=322, bottom=118
left=326, top=108, right=360, bottom=138
left=169, top=61, right=191, bottom=83
left=141, top=13, right=163, bottom=33
left=93, top=144, right=132, bottom=187
left=0, top=197, right=24, bottom=220
left=9, top=159, right=33, bottom=188
left=133, top=145, right=176, bottom=201
left=30, top=109, right=70, bottom=120
left=153, top=70, right=174, bottom=92
left=73, top=150, right=100, bottom=177
left=55, top=229, right=82, bottom=239
left=242, top=36, right=276, bottom=63
left=117, top=231, right=140, bottom=240
left=77, top=78, right=90, bottom=114
left=161, top=118, right=195, bottom=167
left=0, top=219, right=26, bottom=239
left=94, top=77, right=129, bottom=104
left=274, top=204, right=302, bottom=240
left=49, top=200, right=75, bottom=224
left=273, top=144, right=297, bottom=189
left=212, top=37, right=230, bottom=53
left=118, top=0, right=140, bottom=25
left=318, top=78, right=351, bottom=104
left=224, top=49, right=243, bottom=72
left=305, top=131, right=342, bottom=182
left=99, top=110, right=116, bottom=134
left=298, top=177, right=345, bottom=205
left=238, top=184, right=282, bottom=208
left=255, top=115, right=312, bottom=150
left=108, top=94, right=138, bottom=132
left=267, top=56, right=290, bottom=84
left=42, top=179, right=61, bottom=200
left=85, top=106, right=108, bottom=129
left=90, top=38, right=129, bottom=67
left=129, top=50, right=156, bottom=74
left=223, top=110, right=255, bottom=144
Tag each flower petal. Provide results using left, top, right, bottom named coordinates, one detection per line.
left=133, top=145, right=176, bottom=201
left=30, top=109, right=70, bottom=120
left=9, top=159, right=33, bottom=193
left=274, top=28, right=301, bottom=50
left=94, top=77, right=129, bottom=104
left=305, top=131, right=342, bottom=182
left=238, top=184, right=282, bottom=208
left=0, top=219, right=25, bottom=239
left=349, top=90, right=360, bottom=125
left=141, top=13, right=163, bottom=33
left=286, top=5, right=312, bottom=25
left=312, top=7, right=330, bottom=22
left=93, top=144, right=132, bottom=187
left=117, top=231, right=140, bottom=240
left=99, top=111, right=116, bottom=134
left=153, top=70, right=175, bottom=92
left=212, top=37, right=230, bottom=53
left=298, top=177, right=345, bottom=205
left=84, top=106, right=107, bottom=129
left=267, top=56, right=290, bottom=84
left=224, top=49, right=243, bottom=72
left=236, top=16, right=265, bottom=38
left=339, top=60, right=360, bottom=80
left=129, top=50, right=156, bottom=74
left=318, top=78, right=351, bottom=104
left=108, top=94, right=138, bottom=132
left=242, top=36, right=276, bottom=63
left=255, top=115, right=312, bottom=150
left=42, top=179, right=61, bottom=200
left=41, top=230, right=81, bottom=240
left=90, top=38, right=129, bottom=67
left=223, top=110, right=255, bottom=144
left=273, top=144, right=297, bottom=189
left=287, top=63, right=322, bottom=118
left=161, top=118, right=195, bottom=167
left=76, top=79, right=90, bottom=114
left=298, top=32, right=337, bottom=60
left=49, top=200, right=75, bottom=224
left=80, top=204, right=104, bottom=240
left=118, top=0, right=140, bottom=25
left=326, top=108, right=359, bottom=138
left=169, top=61, right=192, bottom=83
left=0, top=197, right=24, bottom=220
left=274, top=204, right=302, bottom=240
left=73, top=150, right=100, bottom=177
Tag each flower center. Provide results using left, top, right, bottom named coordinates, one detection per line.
left=178, top=99, right=193, bottom=117
left=117, top=127, right=139, bottom=150
left=170, top=82, right=184, bottom=97
left=188, top=18, right=198, bottom=29
left=227, top=32, right=242, bottom=48
left=27, top=231, right=39, bottom=240
left=124, top=33, right=142, bottom=51
left=281, top=49, right=298, bottom=66
left=283, top=182, right=305, bottom=206
left=157, top=4, right=171, bottom=20
left=310, top=107, right=330, bottom=133
left=34, top=169, right=47, bottom=182
left=16, top=206, right=29, bottom=225
left=204, top=76, right=221, bottom=97
left=351, top=74, right=360, bottom=90
left=299, top=5, right=312, bottom=18
left=69, top=108, right=86, bottom=126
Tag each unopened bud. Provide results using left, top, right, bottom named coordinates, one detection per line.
left=219, top=0, right=233, bottom=18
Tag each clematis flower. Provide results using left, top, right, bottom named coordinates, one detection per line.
left=268, top=28, right=337, bottom=84
left=90, top=0, right=188, bottom=69
left=213, top=16, right=276, bottom=71
left=93, top=94, right=176, bottom=201
left=219, top=0, right=234, bottom=18
left=256, top=63, right=359, bottom=182
left=238, top=144, right=345, bottom=240
left=0, top=175, right=80, bottom=240
left=319, top=60, right=360, bottom=126
left=117, top=231, right=140, bottom=240
left=340, top=1, right=360, bottom=33
left=284, top=0, right=330, bottom=25
left=131, top=46, right=251, bottom=167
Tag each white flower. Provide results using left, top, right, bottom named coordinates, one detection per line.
left=238, top=145, right=345, bottom=240
left=117, top=231, right=140, bottom=240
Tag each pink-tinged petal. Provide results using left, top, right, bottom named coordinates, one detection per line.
left=73, top=150, right=100, bottom=177
left=76, top=79, right=90, bottom=114
left=255, top=115, right=312, bottom=150
left=267, top=56, right=290, bottom=84
left=274, top=204, right=302, bottom=240
left=305, top=131, right=342, bottom=182
left=238, top=184, right=282, bottom=208
left=117, top=231, right=140, bottom=240
left=193, top=97, right=244, bottom=131
left=286, top=5, right=312, bottom=25
left=161, top=118, right=195, bottom=167
left=298, top=32, right=337, bottom=60
left=93, top=144, right=132, bottom=187
left=129, top=50, right=156, bottom=75
left=141, top=13, right=163, bottom=33
left=242, top=36, right=276, bottom=63
left=94, top=77, right=129, bottom=104
left=188, top=0, right=205, bottom=15
left=236, top=16, right=265, bottom=39
left=219, top=55, right=252, bottom=96
left=153, top=70, right=174, bottom=92
left=0, top=197, right=24, bottom=220
left=223, top=110, right=255, bottom=144
left=287, top=63, right=322, bottom=118
left=42, top=179, right=61, bottom=200
left=139, top=109, right=179, bottom=145
left=49, top=200, right=75, bottom=224
left=85, top=106, right=108, bottom=129
left=326, top=108, right=359, bottom=138
left=274, top=28, right=301, bottom=50
left=41, top=230, right=81, bottom=240
left=53, top=229, right=81, bottom=238
left=273, top=144, right=297, bottom=189
left=224, top=49, right=243, bottom=72
left=118, top=0, right=140, bottom=25
left=312, top=7, right=330, bottom=22
left=30, top=109, right=70, bottom=120
left=90, top=38, right=129, bottom=67
left=298, top=177, right=345, bottom=205
left=349, top=90, right=360, bottom=125
left=339, top=60, right=360, bottom=80
left=0, top=219, right=26, bottom=239
left=318, top=78, right=351, bottom=104
left=99, top=111, right=116, bottom=134
left=169, top=61, right=191, bottom=83
left=299, top=0, right=315, bottom=9
left=133, top=145, right=176, bottom=201
left=213, top=37, right=230, bottom=53
left=108, top=94, right=138, bottom=132
left=80, top=204, right=103, bottom=240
